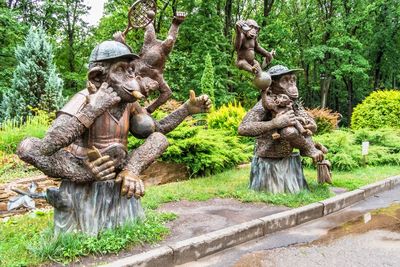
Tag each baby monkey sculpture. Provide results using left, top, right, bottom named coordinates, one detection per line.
left=235, top=19, right=275, bottom=75
left=262, top=92, right=313, bottom=141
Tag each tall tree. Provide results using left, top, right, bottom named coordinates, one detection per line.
left=1, top=27, right=64, bottom=121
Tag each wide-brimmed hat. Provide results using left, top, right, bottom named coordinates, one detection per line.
left=267, top=65, right=303, bottom=77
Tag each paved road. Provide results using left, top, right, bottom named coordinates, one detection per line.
left=179, top=185, right=400, bottom=267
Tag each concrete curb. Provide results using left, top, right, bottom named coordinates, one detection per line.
left=101, top=175, right=400, bottom=267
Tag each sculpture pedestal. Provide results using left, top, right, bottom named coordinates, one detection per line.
left=249, top=153, right=309, bottom=194
left=48, top=180, right=144, bottom=236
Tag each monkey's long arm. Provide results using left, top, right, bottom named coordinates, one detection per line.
left=238, top=101, right=278, bottom=137
left=123, top=132, right=168, bottom=176
left=255, top=41, right=273, bottom=63
left=39, top=108, right=97, bottom=156
left=154, top=103, right=190, bottom=134
left=235, top=31, right=244, bottom=52
left=162, top=21, right=181, bottom=54
left=143, top=23, right=156, bottom=46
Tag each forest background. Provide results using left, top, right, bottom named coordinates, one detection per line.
left=1, top=0, right=399, bottom=126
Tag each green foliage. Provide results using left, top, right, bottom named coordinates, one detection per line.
left=0, top=110, right=52, bottom=154
left=143, top=163, right=400, bottom=210
left=303, top=128, right=400, bottom=171
left=200, top=53, right=216, bottom=104
left=307, top=108, right=341, bottom=135
left=207, top=102, right=247, bottom=135
left=1, top=27, right=64, bottom=121
left=161, top=123, right=252, bottom=176
left=129, top=117, right=251, bottom=177
left=351, top=90, right=400, bottom=129
left=0, top=5, right=27, bottom=99
left=0, top=210, right=176, bottom=266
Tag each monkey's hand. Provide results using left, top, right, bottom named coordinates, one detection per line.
left=86, top=82, right=121, bottom=116
left=236, top=20, right=245, bottom=31
left=272, top=110, right=297, bottom=129
left=116, top=169, right=145, bottom=199
left=84, top=155, right=116, bottom=181
left=270, top=49, right=276, bottom=58
left=185, top=90, right=212, bottom=115
left=173, top=11, right=186, bottom=25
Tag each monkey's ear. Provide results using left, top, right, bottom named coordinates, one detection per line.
left=88, top=66, right=104, bottom=88
left=135, top=75, right=142, bottom=82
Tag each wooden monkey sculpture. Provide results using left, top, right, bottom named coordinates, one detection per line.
left=235, top=19, right=275, bottom=75
left=132, top=11, right=186, bottom=114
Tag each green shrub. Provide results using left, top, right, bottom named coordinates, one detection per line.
left=306, top=108, right=341, bottom=135
left=0, top=110, right=52, bottom=154
left=207, top=102, right=246, bottom=135
left=304, top=128, right=400, bottom=171
left=162, top=127, right=252, bottom=176
left=351, top=90, right=400, bottom=129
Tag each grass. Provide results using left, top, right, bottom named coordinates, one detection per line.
left=0, top=210, right=176, bottom=267
left=142, top=165, right=400, bottom=209
left=1, top=164, right=399, bottom=266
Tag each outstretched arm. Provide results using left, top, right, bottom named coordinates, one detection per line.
left=144, top=22, right=157, bottom=46
left=154, top=90, right=211, bottom=134
left=162, top=12, right=186, bottom=54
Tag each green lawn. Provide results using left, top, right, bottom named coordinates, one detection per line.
left=143, top=165, right=400, bottom=209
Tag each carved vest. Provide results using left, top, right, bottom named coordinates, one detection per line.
left=58, top=89, right=132, bottom=159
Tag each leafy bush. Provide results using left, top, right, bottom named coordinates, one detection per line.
left=162, top=126, right=252, bottom=176
left=351, top=90, right=400, bottom=129
left=306, top=108, right=341, bottom=135
left=0, top=110, right=52, bottom=154
left=128, top=118, right=252, bottom=176
left=303, top=128, right=400, bottom=171
left=207, top=102, right=247, bottom=135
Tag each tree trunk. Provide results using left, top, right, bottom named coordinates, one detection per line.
left=224, top=0, right=233, bottom=38
left=320, top=75, right=332, bottom=108
left=262, top=0, right=275, bottom=27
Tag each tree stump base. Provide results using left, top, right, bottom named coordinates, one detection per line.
left=49, top=180, right=144, bottom=236
left=249, top=153, right=309, bottom=194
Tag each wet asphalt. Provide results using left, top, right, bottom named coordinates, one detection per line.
left=178, top=185, right=400, bottom=267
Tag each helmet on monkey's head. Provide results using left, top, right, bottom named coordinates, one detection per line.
left=89, top=40, right=139, bottom=63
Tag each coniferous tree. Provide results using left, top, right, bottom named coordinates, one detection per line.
left=201, top=53, right=216, bottom=106
left=1, top=27, right=64, bottom=122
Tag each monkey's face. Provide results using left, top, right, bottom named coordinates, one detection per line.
left=244, top=19, right=260, bottom=39
left=245, top=26, right=259, bottom=39
left=274, top=74, right=299, bottom=99
left=276, top=94, right=292, bottom=107
left=107, top=60, right=143, bottom=103
left=136, top=76, right=159, bottom=97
